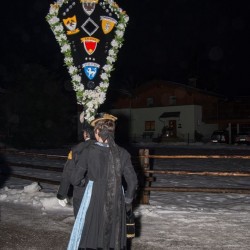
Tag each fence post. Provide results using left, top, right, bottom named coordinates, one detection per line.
left=140, top=148, right=150, bottom=204
left=138, top=149, right=144, bottom=204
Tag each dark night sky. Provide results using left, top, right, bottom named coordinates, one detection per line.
left=1, top=0, right=250, bottom=97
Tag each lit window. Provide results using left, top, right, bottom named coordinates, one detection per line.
left=145, top=121, right=155, bottom=131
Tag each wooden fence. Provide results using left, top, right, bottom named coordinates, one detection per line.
left=2, top=149, right=250, bottom=206
left=138, top=149, right=250, bottom=204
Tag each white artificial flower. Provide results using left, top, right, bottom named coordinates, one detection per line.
left=56, top=37, right=62, bottom=42
left=111, top=39, right=119, bottom=48
left=68, top=65, right=77, bottom=74
left=94, top=86, right=100, bottom=92
left=115, top=30, right=124, bottom=38
left=57, top=0, right=64, bottom=7
left=86, top=102, right=94, bottom=109
left=64, top=57, right=73, bottom=63
left=124, top=16, right=129, bottom=23
left=99, top=92, right=106, bottom=104
left=99, top=82, right=105, bottom=88
left=117, top=23, right=125, bottom=30
left=58, top=34, right=67, bottom=41
left=85, top=108, right=96, bottom=121
left=48, top=16, right=60, bottom=25
left=72, top=74, right=81, bottom=83
left=108, top=49, right=115, bottom=56
left=100, top=73, right=108, bottom=80
left=103, top=64, right=113, bottom=72
left=107, top=56, right=115, bottom=63
left=89, top=107, right=95, bottom=113
left=85, top=110, right=90, bottom=117
left=49, top=7, right=59, bottom=15
left=73, top=86, right=79, bottom=92
left=100, top=83, right=109, bottom=89
left=61, top=44, right=71, bottom=52
left=82, top=94, right=87, bottom=101
left=89, top=115, right=95, bottom=122
left=94, top=102, right=99, bottom=109
left=54, top=24, right=64, bottom=32
left=82, top=94, right=88, bottom=100
left=75, top=84, right=84, bottom=92
left=108, top=0, right=114, bottom=5
left=88, top=92, right=95, bottom=98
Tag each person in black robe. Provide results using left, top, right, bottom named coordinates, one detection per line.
left=69, top=113, right=138, bottom=250
left=57, top=122, right=95, bottom=217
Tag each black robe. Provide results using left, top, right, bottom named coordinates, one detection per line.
left=71, top=142, right=138, bottom=249
left=57, top=139, right=94, bottom=217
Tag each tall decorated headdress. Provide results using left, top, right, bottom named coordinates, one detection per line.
left=46, top=0, right=129, bottom=124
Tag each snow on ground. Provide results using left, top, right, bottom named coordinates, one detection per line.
left=1, top=143, right=250, bottom=249
left=1, top=180, right=250, bottom=250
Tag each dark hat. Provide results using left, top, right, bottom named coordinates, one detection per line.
left=90, top=113, right=118, bottom=127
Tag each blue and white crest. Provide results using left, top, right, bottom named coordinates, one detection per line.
left=82, top=62, right=100, bottom=80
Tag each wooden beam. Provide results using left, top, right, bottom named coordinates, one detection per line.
left=144, top=170, right=250, bottom=177
left=141, top=155, right=250, bottom=159
left=6, top=162, right=63, bottom=172
left=143, top=187, right=250, bottom=194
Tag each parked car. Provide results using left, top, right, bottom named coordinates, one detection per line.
left=234, top=132, right=250, bottom=145
left=211, top=130, right=229, bottom=143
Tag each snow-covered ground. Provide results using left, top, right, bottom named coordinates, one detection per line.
left=1, top=143, right=250, bottom=249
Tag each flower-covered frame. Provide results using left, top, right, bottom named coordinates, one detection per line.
left=46, top=0, right=129, bottom=122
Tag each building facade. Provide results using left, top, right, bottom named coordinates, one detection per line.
left=111, top=105, right=218, bottom=142
left=110, top=80, right=222, bottom=142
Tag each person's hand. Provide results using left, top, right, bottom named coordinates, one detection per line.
left=58, top=198, right=68, bottom=207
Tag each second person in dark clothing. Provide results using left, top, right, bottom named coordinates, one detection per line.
left=57, top=122, right=95, bottom=217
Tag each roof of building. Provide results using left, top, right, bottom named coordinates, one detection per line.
left=135, top=79, right=225, bottom=98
